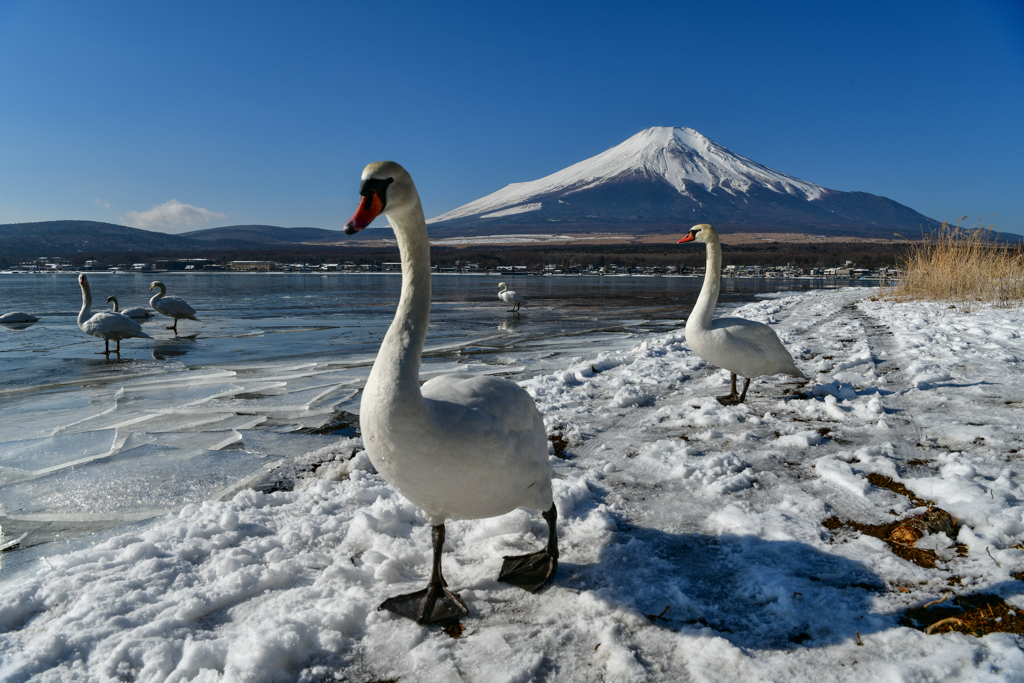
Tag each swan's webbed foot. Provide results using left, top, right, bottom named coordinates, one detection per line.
left=378, top=582, right=468, bottom=625
left=498, top=503, right=558, bottom=593
left=498, top=549, right=558, bottom=593
left=379, top=523, right=468, bottom=624
left=716, top=374, right=749, bottom=405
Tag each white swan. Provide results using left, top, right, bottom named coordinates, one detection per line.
left=344, top=161, right=558, bottom=624
left=148, top=281, right=199, bottom=333
left=78, top=274, right=150, bottom=355
left=0, top=312, right=40, bottom=323
left=106, top=296, right=153, bottom=319
left=679, top=224, right=804, bottom=404
left=498, top=282, right=527, bottom=313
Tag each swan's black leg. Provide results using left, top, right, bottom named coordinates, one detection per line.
left=717, top=372, right=742, bottom=405
left=737, top=377, right=750, bottom=403
left=379, top=523, right=468, bottom=625
left=498, top=503, right=559, bottom=593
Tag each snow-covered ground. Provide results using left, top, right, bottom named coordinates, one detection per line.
left=2, top=288, right=1023, bottom=682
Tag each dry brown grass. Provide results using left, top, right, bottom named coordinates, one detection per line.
left=881, top=217, right=1024, bottom=312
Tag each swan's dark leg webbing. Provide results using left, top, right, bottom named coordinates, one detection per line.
left=498, top=503, right=559, bottom=593
left=378, top=523, right=468, bottom=625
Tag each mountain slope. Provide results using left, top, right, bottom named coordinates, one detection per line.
left=0, top=221, right=206, bottom=258
left=179, top=225, right=345, bottom=245
left=428, top=127, right=941, bottom=238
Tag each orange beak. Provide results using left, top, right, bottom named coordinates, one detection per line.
left=677, top=232, right=696, bottom=243
left=344, top=191, right=383, bottom=234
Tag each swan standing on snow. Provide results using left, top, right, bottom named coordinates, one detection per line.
left=106, top=296, right=153, bottom=319
left=0, top=312, right=40, bottom=323
left=679, top=224, right=804, bottom=404
left=498, top=282, right=527, bottom=313
left=344, top=161, right=558, bottom=624
left=148, top=281, right=199, bottom=333
left=77, top=274, right=150, bottom=356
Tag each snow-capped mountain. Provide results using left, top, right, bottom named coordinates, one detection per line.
left=428, top=127, right=940, bottom=238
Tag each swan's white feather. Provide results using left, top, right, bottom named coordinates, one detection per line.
left=153, top=296, right=198, bottom=320
left=690, top=317, right=803, bottom=379
left=81, top=311, right=150, bottom=341
left=0, top=312, right=39, bottom=323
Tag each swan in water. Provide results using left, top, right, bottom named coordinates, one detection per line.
left=106, top=296, right=153, bottom=319
left=498, top=282, right=527, bottom=313
left=77, top=274, right=150, bottom=355
left=679, top=224, right=804, bottom=404
left=344, top=161, right=558, bottom=624
left=0, top=312, right=40, bottom=323
left=148, top=281, right=199, bottom=333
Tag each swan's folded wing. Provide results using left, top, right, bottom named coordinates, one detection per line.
left=421, top=374, right=540, bottom=432
left=706, top=317, right=802, bottom=377
left=160, top=297, right=198, bottom=318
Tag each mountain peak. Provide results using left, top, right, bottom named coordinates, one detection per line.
left=427, top=126, right=939, bottom=238
left=430, top=126, right=826, bottom=224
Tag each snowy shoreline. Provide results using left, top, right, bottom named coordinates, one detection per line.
left=2, top=287, right=1023, bottom=681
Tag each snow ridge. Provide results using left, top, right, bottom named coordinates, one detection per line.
left=429, top=127, right=826, bottom=223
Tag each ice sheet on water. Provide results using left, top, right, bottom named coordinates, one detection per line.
left=257, top=366, right=366, bottom=389
left=238, top=430, right=342, bottom=459
left=211, top=383, right=347, bottom=413
left=0, top=443, right=273, bottom=516
left=0, top=388, right=121, bottom=441
left=49, top=383, right=255, bottom=436
left=103, top=411, right=264, bottom=435
left=116, top=430, right=244, bottom=454
left=0, top=428, right=116, bottom=474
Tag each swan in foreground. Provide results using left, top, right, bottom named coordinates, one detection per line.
left=78, top=274, right=150, bottom=355
left=498, top=282, right=527, bottom=313
left=679, top=224, right=804, bottom=404
left=148, top=281, right=199, bottom=333
left=106, top=296, right=153, bottom=319
left=0, top=312, right=39, bottom=323
left=344, top=161, right=558, bottom=624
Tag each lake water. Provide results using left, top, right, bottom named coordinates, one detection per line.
left=0, top=271, right=874, bottom=584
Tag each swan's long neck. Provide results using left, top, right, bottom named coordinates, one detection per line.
left=367, top=196, right=431, bottom=410
left=78, top=280, right=93, bottom=326
left=109, top=296, right=119, bottom=312
left=149, top=284, right=165, bottom=307
left=689, top=236, right=722, bottom=329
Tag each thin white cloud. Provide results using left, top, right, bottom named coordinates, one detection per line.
left=122, top=199, right=227, bottom=230
left=94, top=198, right=114, bottom=212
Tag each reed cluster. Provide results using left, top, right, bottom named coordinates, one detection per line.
left=881, top=218, right=1024, bottom=312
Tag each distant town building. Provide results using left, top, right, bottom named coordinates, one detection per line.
left=229, top=261, right=277, bottom=271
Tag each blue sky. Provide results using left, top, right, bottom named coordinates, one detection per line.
left=1, top=0, right=1022, bottom=235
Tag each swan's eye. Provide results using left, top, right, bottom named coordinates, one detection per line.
left=360, top=177, right=394, bottom=209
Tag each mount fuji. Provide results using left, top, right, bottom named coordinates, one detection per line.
left=427, top=127, right=940, bottom=238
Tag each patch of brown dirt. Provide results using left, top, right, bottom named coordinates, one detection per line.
left=900, top=593, right=1024, bottom=636
left=548, top=432, right=570, bottom=459
left=866, top=473, right=932, bottom=508
left=823, top=507, right=963, bottom=569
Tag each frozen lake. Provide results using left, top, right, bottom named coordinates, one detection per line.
left=0, top=271, right=871, bottom=584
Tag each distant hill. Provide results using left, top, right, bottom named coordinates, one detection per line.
left=427, top=127, right=945, bottom=239
left=0, top=220, right=205, bottom=258
left=0, top=221, right=359, bottom=259
left=179, top=224, right=346, bottom=245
